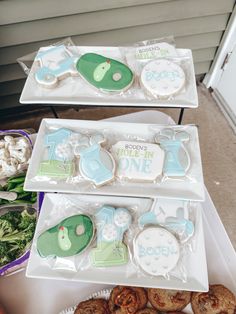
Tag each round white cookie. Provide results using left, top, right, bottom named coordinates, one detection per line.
left=134, top=227, right=180, bottom=276
left=140, top=59, right=186, bottom=98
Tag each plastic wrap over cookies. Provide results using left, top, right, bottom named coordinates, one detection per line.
left=75, top=133, right=116, bottom=186
left=155, top=128, right=190, bottom=177
left=91, top=205, right=132, bottom=267
left=112, top=141, right=164, bottom=181
left=134, top=227, right=180, bottom=276
left=76, top=53, right=134, bottom=93
left=37, top=214, right=94, bottom=258
left=140, top=59, right=186, bottom=99
left=35, top=45, right=79, bottom=88
left=38, top=128, right=75, bottom=178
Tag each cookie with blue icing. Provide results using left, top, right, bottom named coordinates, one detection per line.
left=35, top=45, right=78, bottom=88
left=155, top=128, right=190, bottom=177
left=38, top=128, right=75, bottom=178
left=74, top=133, right=116, bottom=186
left=37, top=214, right=94, bottom=258
left=76, top=53, right=134, bottom=93
left=91, top=205, right=132, bottom=267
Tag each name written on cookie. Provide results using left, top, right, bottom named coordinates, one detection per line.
left=145, top=70, right=181, bottom=82
left=138, top=244, right=178, bottom=257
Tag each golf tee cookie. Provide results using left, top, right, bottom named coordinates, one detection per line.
left=91, top=205, right=131, bottom=267
left=134, top=227, right=180, bottom=276
left=37, top=214, right=94, bottom=258
left=112, top=141, right=164, bottom=181
left=140, top=59, right=185, bottom=98
left=76, top=53, right=134, bottom=93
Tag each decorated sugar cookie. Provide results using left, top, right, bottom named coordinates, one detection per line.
left=139, top=206, right=194, bottom=243
left=140, top=59, right=186, bottom=98
left=39, top=128, right=75, bottom=177
left=76, top=53, right=134, bottom=93
left=38, top=128, right=75, bottom=178
left=37, top=214, right=94, bottom=258
left=91, top=205, right=132, bottom=267
left=134, top=227, right=180, bottom=276
left=74, top=133, right=116, bottom=186
left=155, top=128, right=190, bottom=177
left=111, top=141, right=164, bottom=181
left=35, top=45, right=78, bottom=88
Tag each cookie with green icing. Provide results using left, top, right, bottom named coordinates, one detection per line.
left=76, top=53, right=134, bottom=92
left=37, top=214, right=94, bottom=258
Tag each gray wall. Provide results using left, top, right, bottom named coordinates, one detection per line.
left=0, top=0, right=235, bottom=109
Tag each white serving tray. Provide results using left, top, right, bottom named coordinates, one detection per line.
left=24, top=119, right=205, bottom=201
left=20, top=46, right=198, bottom=108
left=26, top=193, right=208, bottom=292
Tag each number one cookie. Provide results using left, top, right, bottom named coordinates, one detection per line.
left=91, top=205, right=131, bottom=267
left=38, top=128, right=74, bottom=178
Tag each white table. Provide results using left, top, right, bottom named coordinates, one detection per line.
left=0, top=111, right=235, bottom=314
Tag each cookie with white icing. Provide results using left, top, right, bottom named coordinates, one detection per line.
left=140, top=59, right=186, bottom=98
left=134, top=227, right=180, bottom=276
left=112, top=141, right=164, bottom=181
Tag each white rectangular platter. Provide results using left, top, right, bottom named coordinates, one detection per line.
left=26, top=193, right=208, bottom=292
left=20, top=46, right=198, bottom=108
left=24, top=119, right=205, bottom=201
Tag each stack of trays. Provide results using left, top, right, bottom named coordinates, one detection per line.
left=24, top=118, right=208, bottom=292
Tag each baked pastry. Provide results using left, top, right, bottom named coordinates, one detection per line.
left=74, top=298, right=110, bottom=314
left=109, top=286, right=147, bottom=313
left=147, top=288, right=191, bottom=311
left=136, top=308, right=158, bottom=314
left=191, top=284, right=236, bottom=314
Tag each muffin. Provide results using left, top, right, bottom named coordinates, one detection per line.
left=191, top=284, right=236, bottom=314
left=109, top=286, right=147, bottom=313
left=147, top=288, right=191, bottom=311
left=74, top=298, right=110, bottom=314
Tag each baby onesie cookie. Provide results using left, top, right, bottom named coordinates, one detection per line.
left=191, top=284, right=236, bottom=314
left=35, top=45, right=78, bottom=88
left=38, top=128, right=75, bottom=178
left=134, top=227, right=180, bottom=276
left=140, top=59, right=185, bottom=98
left=37, top=214, right=94, bottom=258
left=109, top=286, right=147, bottom=314
left=147, top=289, right=191, bottom=311
left=155, top=128, right=190, bottom=177
left=74, top=133, right=116, bottom=186
left=91, top=206, right=131, bottom=267
left=76, top=53, right=134, bottom=93
left=112, top=141, right=164, bottom=181
left=74, top=299, right=110, bottom=314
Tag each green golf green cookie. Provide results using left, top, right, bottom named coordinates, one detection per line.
left=76, top=53, right=134, bottom=92
left=37, top=214, right=94, bottom=258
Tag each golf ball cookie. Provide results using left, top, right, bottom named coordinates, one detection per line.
left=140, top=59, right=186, bottom=98
left=134, top=227, right=180, bottom=276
